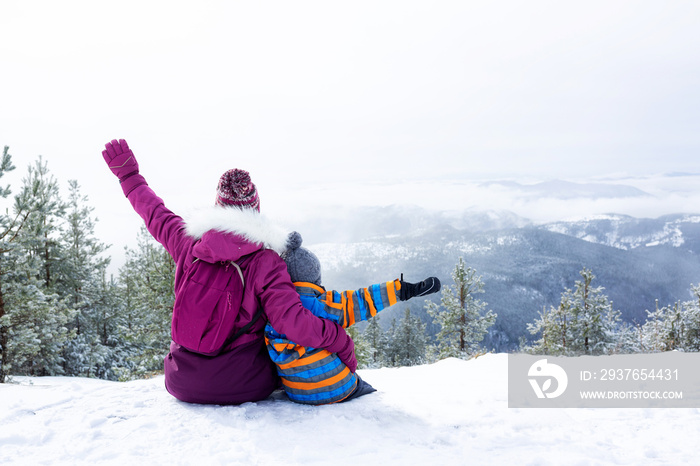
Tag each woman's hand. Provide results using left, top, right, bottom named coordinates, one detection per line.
left=102, top=139, right=139, bottom=181
left=335, top=334, right=357, bottom=373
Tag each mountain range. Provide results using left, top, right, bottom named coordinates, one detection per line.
left=304, top=208, right=700, bottom=351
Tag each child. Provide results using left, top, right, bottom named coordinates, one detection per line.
left=265, top=231, right=441, bottom=405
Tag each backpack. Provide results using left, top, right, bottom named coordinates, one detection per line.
left=171, top=258, right=263, bottom=356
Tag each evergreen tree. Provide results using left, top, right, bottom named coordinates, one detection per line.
left=346, top=326, right=370, bottom=369
left=640, top=300, right=676, bottom=352
left=427, top=258, right=496, bottom=359
left=387, top=308, right=427, bottom=367
left=525, top=268, right=621, bottom=356
left=681, top=284, right=700, bottom=351
left=384, top=317, right=400, bottom=366
left=359, top=314, right=388, bottom=368
left=525, top=304, right=566, bottom=355
left=0, top=154, right=74, bottom=380
left=19, top=156, right=67, bottom=289
left=567, top=269, right=620, bottom=355
left=60, top=180, right=115, bottom=378
left=0, top=146, right=18, bottom=381
left=114, top=226, right=175, bottom=380
left=639, top=285, right=700, bottom=353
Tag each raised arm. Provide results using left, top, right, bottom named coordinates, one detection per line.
left=102, top=139, right=189, bottom=262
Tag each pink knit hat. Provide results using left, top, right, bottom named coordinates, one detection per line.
left=215, top=169, right=260, bottom=211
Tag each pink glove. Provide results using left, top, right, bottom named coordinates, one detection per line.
left=102, top=139, right=139, bottom=181
left=335, top=334, right=357, bottom=373
left=102, top=139, right=147, bottom=196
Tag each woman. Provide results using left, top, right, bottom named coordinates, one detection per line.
left=102, top=139, right=356, bottom=404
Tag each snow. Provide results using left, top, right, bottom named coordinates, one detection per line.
left=2, top=354, right=698, bottom=465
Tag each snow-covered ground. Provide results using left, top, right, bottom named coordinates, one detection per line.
left=1, top=354, right=698, bottom=465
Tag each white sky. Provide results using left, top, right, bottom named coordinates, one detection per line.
left=2, top=1, right=700, bottom=269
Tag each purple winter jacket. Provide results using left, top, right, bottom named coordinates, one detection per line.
left=121, top=175, right=348, bottom=404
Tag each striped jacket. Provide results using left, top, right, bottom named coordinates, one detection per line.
left=265, top=279, right=402, bottom=405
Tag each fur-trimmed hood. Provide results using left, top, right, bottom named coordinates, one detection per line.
left=182, top=206, right=291, bottom=262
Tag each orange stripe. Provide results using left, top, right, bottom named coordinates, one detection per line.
left=365, top=288, right=378, bottom=317
left=294, top=281, right=326, bottom=294
left=273, top=342, right=297, bottom=352
left=346, top=291, right=356, bottom=327
left=343, top=292, right=349, bottom=328
left=322, top=291, right=344, bottom=311
left=282, top=366, right=351, bottom=390
left=277, top=348, right=328, bottom=370
left=325, top=301, right=343, bottom=310
left=387, top=280, right=398, bottom=306
left=332, top=291, right=349, bottom=328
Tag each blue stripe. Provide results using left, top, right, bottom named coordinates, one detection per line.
left=356, top=288, right=367, bottom=321
left=286, top=375, right=358, bottom=404
left=267, top=348, right=287, bottom=363
left=370, top=284, right=384, bottom=313
left=267, top=345, right=299, bottom=364
left=278, top=357, right=342, bottom=379
left=300, top=295, right=340, bottom=324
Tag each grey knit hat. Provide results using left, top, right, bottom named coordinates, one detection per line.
left=282, top=231, right=322, bottom=286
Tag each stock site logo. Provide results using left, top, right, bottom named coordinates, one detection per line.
left=528, top=359, right=569, bottom=399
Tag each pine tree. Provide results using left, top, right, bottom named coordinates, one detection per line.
left=427, top=258, right=496, bottom=359
left=0, top=146, right=18, bottom=381
left=681, top=284, right=700, bottom=351
left=639, top=284, right=700, bottom=353
left=384, top=317, right=400, bottom=366
left=567, top=268, right=620, bottom=355
left=387, top=308, right=427, bottom=367
left=346, top=326, right=370, bottom=369
left=60, top=180, right=115, bottom=378
left=525, top=305, right=562, bottom=355
left=525, top=268, right=621, bottom=356
left=0, top=154, right=75, bottom=380
left=359, top=314, right=388, bottom=368
left=19, top=156, right=67, bottom=289
left=114, top=226, right=175, bottom=380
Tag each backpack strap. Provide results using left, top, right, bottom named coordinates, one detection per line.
left=220, top=260, right=264, bottom=349
left=223, top=306, right=265, bottom=348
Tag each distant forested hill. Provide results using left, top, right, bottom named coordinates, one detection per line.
left=307, top=209, right=700, bottom=351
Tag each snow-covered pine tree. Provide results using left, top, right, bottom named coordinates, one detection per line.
left=566, top=268, right=620, bottom=355
left=60, top=180, right=116, bottom=379
left=114, top=226, right=175, bottom=380
left=0, top=146, right=17, bottom=382
left=0, top=155, right=75, bottom=380
left=384, top=317, right=400, bottom=365
left=639, top=284, right=700, bottom=353
left=525, top=305, right=562, bottom=355
left=640, top=301, right=668, bottom=352
left=527, top=268, right=621, bottom=356
left=345, top=326, right=370, bottom=369
left=681, top=284, right=700, bottom=351
left=19, top=157, right=67, bottom=289
left=359, top=314, right=388, bottom=368
left=426, top=258, right=496, bottom=359
left=387, top=307, right=427, bottom=367
left=609, top=320, right=639, bottom=354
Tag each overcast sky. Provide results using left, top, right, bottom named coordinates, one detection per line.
left=2, top=1, right=700, bottom=265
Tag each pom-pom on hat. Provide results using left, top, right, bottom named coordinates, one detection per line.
left=215, top=169, right=260, bottom=211
left=282, top=231, right=322, bottom=286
